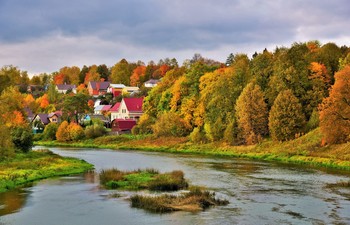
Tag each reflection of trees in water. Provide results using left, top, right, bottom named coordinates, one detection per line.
left=0, top=189, right=28, bottom=216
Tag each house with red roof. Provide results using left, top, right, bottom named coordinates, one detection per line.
left=87, top=81, right=110, bottom=97
left=113, top=97, right=144, bottom=120
left=111, top=119, right=136, bottom=134
left=110, top=102, right=121, bottom=121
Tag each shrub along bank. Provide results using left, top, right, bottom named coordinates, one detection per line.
left=0, top=149, right=93, bottom=193
left=34, top=128, right=350, bottom=171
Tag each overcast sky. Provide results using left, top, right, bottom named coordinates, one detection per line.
left=0, top=0, right=349, bottom=75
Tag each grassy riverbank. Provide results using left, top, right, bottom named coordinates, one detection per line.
left=35, top=128, right=350, bottom=171
left=0, top=150, right=94, bottom=193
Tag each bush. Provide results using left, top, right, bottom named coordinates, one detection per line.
left=152, top=112, right=191, bottom=137
left=132, top=114, right=154, bottom=135
left=42, top=123, right=59, bottom=140
left=11, top=125, right=33, bottom=153
left=84, top=124, right=107, bottom=139
left=56, top=121, right=70, bottom=142
left=68, top=123, right=85, bottom=141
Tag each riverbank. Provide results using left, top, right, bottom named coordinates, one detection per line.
left=34, top=128, right=350, bottom=171
left=0, top=149, right=94, bottom=193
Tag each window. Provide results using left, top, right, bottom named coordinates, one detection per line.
left=122, top=109, right=126, bottom=113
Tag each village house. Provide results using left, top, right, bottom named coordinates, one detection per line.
left=111, top=119, right=136, bottom=134
left=122, top=86, right=140, bottom=96
left=110, top=102, right=121, bottom=121
left=31, top=111, right=62, bottom=133
left=94, top=105, right=112, bottom=115
left=144, top=79, right=160, bottom=88
left=56, top=84, right=77, bottom=94
left=112, top=97, right=144, bottom=120
left=87, top=81, right=110, bottom=97
left=108, top=84, right=126, bottom=98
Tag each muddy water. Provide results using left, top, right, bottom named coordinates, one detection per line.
left=0, top=147, right=349, bottom=225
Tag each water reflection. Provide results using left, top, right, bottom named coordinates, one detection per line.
left=0, top=189, right=29, bottom=216
left=0, top=147, right=349, bottom=225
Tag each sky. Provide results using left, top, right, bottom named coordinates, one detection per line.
left=0, top=0, right=349, bottom=75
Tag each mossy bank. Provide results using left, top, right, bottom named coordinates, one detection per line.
left=0, top=149, right=94, bottom=193
left=35, top=128, right=350, bottom=171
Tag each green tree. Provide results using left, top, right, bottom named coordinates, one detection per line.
left=110, top=59, right=131, bottom=85
left=42, top=123, right=59, bottom=140
left=60, top=93, right=90, bottom=123
left=235, top=83, right=268, bottom=144
left=268, top=90, right=306, bottom=141
left=0, top=124, right=15, bottom=160
left=11, top=125, right=33, bottom=153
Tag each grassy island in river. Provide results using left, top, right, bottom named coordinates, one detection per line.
left=0, top=149, right=93, bottom=193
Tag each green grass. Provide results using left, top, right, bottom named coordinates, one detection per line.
left=99, top=168, right=188, bottom=191
left=0, top=149, right=94, bottom=193
left=35, top=128, right=350, bottom=171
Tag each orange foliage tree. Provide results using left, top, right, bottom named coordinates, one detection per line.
left=53, top=73, right=66, bottom=85
left=319, top=65, right=350, bottom=144
left=56, top=121, right=70, bottom=142
left=130, top=65, right=146, bottom=86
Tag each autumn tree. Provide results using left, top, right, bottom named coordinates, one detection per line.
left=268, top=89, right=306, bottom=141
left=58, top=66, right=81, bottom=85
left=151, top=111, right=191, bottom=137
left=319, top=65, right=350, bottom=144
left=130, top=65, right=146, bottom=86
left=56, top=121, right=70, bottom=142
left=84, top=65, right=101, bottom=85
left=110, top=59, right=131, bottom=85
left=235, top=83, right=268, bottom=144
left=68, top=123, right=85, bottom=141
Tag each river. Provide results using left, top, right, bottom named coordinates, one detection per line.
left=0, top=147, right=349, bottom=225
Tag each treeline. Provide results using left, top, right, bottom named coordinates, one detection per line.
left=133, top=41, right=350, bottom=145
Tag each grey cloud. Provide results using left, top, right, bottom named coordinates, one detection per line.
left=0, top=0, right=350, bottom=74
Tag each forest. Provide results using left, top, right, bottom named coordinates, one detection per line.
left=0, top=40, right=350, bottom=159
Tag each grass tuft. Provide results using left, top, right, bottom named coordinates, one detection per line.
left=130, top=187, right=229, bottom=213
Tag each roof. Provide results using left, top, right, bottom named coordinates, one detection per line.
left=89, top=81, right=110, bottom=90
left=145, top=79, right=160, bottom=85
left=102, top=105, right=112, bottom=111
left=123, top=97, right=144, bottom=112
left=110, top=102, right=121, bottom=112
left=56, top=84, right=76, bottom=90
left=110, top=84, right=126, bottom=89
left=123, top=86, right=140, bottom=92
left=112, top=119, right=136, bottom=131
left=94, top=105, right=105, bottom=111
left=48, top=111, right=62, bottom=118
left=35, top=113, right=50, bottom=125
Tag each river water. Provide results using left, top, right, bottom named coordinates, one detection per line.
left=0, top=147, right=350, bottom=225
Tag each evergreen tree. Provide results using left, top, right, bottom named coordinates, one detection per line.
left=269, top=89, right=306, bottom=141
left=235, top=83, right=268, bottom=144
